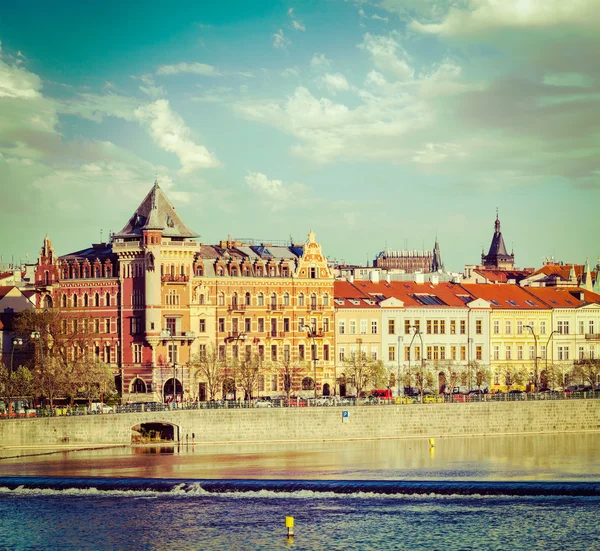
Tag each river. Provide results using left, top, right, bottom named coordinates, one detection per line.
left=1, top=433, right=599, bottom=550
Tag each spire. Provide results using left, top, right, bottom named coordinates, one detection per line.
left=482, top=209, right=514, bottom=270
left=568, top=264, right=577, bottom=285
left=581, top=258, right=593, bottom=291
left=115, top=180, right=199, bottom=239
left=432, top=237, right=443, bottom=272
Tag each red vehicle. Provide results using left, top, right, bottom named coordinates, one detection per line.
left=371, top=389, right=394, bottom=400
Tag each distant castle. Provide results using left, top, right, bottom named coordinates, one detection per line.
left=374, top=239, right=443, bottom=273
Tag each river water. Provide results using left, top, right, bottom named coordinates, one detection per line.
left=1, top=434, right=599, bottom=550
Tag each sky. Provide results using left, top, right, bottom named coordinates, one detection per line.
left=0, top=0, right=599, bottom=272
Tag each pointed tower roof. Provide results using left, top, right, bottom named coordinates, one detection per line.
left=431, top=237, right=443, bottom=272
left=482, top=209, right=514, bottom=269
left=115, top=181, right=198, bottom=239
left=581, top=258, right=593, bottom=291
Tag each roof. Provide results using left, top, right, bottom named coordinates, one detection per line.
left=0, top=286, right=17, bottom=300
left=473, top=269, right=531, bottom=283
left=115, top=181, right=199, bottom=239
left=344, top=281, right=477, bottom=308
left=483, top=213, right=513, bottom=264
left=60, top=243, right=115, bottom=262
left=522, top=287, right=600, bottom=308
left=459, top=283, right=546, bottom=309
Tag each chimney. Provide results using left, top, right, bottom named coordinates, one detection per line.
left=369, top=271, right=380, bottom=283
left=415, top=272, right=425, bottom=284
left=386, top=274, right=391, bottom=283
left=348, top=275, right=354, bottom=283
left=431, top=275, right=439, bottom=285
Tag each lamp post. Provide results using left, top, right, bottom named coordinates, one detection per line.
left=397, top=335, right=403, bottom=397
left=301, top=325, right=318, bottom=399
left=10, top=337, right=23, bottom=374
left=545, top=330, right=559, bottom=389
left=526, top=325, right=538, bottom=391
left=160, top=328, right=177, bottom=406
left=408, top=326, right=424, bottom=401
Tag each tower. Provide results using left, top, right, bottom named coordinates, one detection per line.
left=481, top=209, right=515, bottom=270
left=431, top=237, right=444, bottom=272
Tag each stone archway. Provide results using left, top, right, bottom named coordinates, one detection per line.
left=132, top=422, right=180, bottom=442
left=322, top=383, right=331, bottom=396
left=164, top=378, right=183, bottom=403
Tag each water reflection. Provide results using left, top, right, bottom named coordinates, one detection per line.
left=1, top=433, right=599, bottom=482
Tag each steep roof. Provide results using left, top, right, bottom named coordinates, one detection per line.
left=483, top=211, right=513, bottom=265
left=473, top=269, right=530, bottom=283
left=115, top=181, right=199, bottom=239
left=522, top=286, right=600, bottom=308
left=460, top=283, right=546, bottom=309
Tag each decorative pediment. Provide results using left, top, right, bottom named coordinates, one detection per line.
left=468, top=298, right=491, bottom=309
left=380, top=297, right=404, bottom=308
left=295, top=230, right=332, bottom=279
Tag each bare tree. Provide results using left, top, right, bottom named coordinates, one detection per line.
left=499, top=364, right=526, bottom=391
left=238, top=353, right=262, bottom=401
left=573, top=359, right=600, bottom=391
left=472, top=362, right=491, bottom=391
left=74, top=357, right=115, bottom=405
left=190, top=346, right=226, bottom=401
left=274, top=359, right=308, bottom=401
left=343, top=351, right=384, bottom=399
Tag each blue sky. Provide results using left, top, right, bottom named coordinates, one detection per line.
left=0, top=0, right=599, bottom=271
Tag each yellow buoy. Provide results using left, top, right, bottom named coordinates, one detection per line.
left=285, top=516, right=295, bottom=538
left=429, top=438, right=435, bottom=448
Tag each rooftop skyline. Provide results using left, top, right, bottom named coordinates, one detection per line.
left=1, top=1, right=598, bottom=271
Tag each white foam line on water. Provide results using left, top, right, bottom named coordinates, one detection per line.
left=0, top=483, right=542, bottom=501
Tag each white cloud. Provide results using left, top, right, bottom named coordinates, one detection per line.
left=0, top=61, right=42, bottom=99
left=245, top=171, right=308, bottom=210
left=273, top=29, right=291, bottom=49
left=371, top=14, right=389, bottom=22
left=358, top=33, right=414, bottom=81
left=281, top=67, right=300, bottom=78
left=156, top=62, right=222, bottom=77
left=245, top=171, right=285, bottom=197
left=291, top=20, right=306, bottom=31
left=135, top=99, right=220, bottom=173
left=310, top=53, right=331, bottom=71
left=318, top=73, right=350, bottom=95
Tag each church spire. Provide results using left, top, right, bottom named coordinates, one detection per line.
left=481, top=209, right=514, bottom=270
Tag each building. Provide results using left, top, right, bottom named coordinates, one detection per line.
left=373, top=238, right=444, bottom=273
left=481, top=210, right=515, bottom=270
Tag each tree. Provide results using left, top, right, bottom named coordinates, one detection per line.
left=190, top=346, right=226, bottom=401
left=343, top=351, right=384, bottom=399
left=440, top=361, right=463, bottom=396
left=573, top=360, right=600, bottom=391
left=499, top=364, right=526, bottom=391
left=237, top=353, right=262, bottom=401
left=0, top=362, right=34, bottom=414
left=74, top=357, right=115, bottom=405
left=274, top=359, right=308, bottom=401
left=472, top=362, right=491, bottom=391
left=31, top=356, right=67, bottom=407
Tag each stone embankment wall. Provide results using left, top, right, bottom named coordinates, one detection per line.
left=1, top=400, right=599, bottom=447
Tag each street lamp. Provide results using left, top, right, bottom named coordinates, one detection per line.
left=525, top=325, right=539, bottom=391
left=397, top=335, right=403, bottom=397
left=225, top=332, right=247, bottom=401
left=301, top=324, right=318, bottom=399
left=161, top=328, right=177, bottom=406
left=10, top=338, right=23, bottom=374
left=545, top=330, right=559, bottom=389
left=408, top=326, right=424, bottom=401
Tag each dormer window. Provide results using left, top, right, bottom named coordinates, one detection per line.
left=310, top=267, right=317, bottom=279
left=217, top=266, right=224, bottom=277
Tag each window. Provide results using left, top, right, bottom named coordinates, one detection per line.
left=440, top=320, right=445, bottom=334
left=271, top=374, right=278, bottom=392
left=529, top=345, right=535, bottom=360
left=360, top=320, right=367, bottom=334
left=427, top=346, right=433, bottom=361
left=404, top=320, right=411, bottom=334
left=310, top=293, right=317, bottom=309
left=168, top=343, right=178, bottom=364
left=218, top=293, right=225, bottom=306
left=460, top=320, right=466, bottom=335
left=517, top=345, right=523, bottom=360
left=540, top=321, right=546, bottom=335
left=579, top=346, right=585, bottom=360
left=271, top=345, right=277, bottom=361
left=433, top=346, right=439, bottom=361
left=388, top=346, right=396, bottom=362
left=433, top=320, right=439, bottom=334
left=388, top=319, right=396, bottom=335
left=476, top=320, right=482, bottom=334
left=579, top=320, right=584, bottom=335
left=106, top=292, right=111, bottom=307
left=310, top=267, right=317, bottom=279
left=460, top=346, right=466, bottom=361
left=73, top=294, right=78, bottom=308
left=451, top=346, right=457, bottom=360
left=298, top=317, right=305, bottom=332
left=245, top=318, right=251, bottom=333
left=218, top=318, right=225, bottom=333
left=133, top=344, right=142, bottom=364
left=258, top=318, right=265, bottom=333
left=271, top=318, right=278, bottom=337
left=505, top=321, right=512, bottom=334
left=493, top=320, right=499, bottom=334
left=371, top=347, right=377, bottom=361
left=105, top=318, right=111, bottom=334
left=440, top=346, right=446, bottom=360
left=338, top=320, right=346, bottom=335
left=517, top=320, right=523, bottom=335
left=371, top=320, right=378, bottom=334
left=311, top=343, right=317, bottom=360
left=493, top=346, right=499, bottom=360
left=258, top=345, right=265, bottom=360
left=271, top=293, right=277, bottom=309
left=283, top=318, right=290, bottom=332
left=232, top=318, right=239, bottom=335
left=426, top=320, right=432, bottom=334
left=94, top=319, right=100, bottom=333
left=541, top=345, right=546, bottom=360
left=323, top=344, right=330, bottom=361
left=415, top=346, right=421, bottom=361
left=450, top=320, right=456, bottom=334
left=283, top=293, right=290, bottom=306
left=323, top=318, right=330, bottom=333
left=590, top=320, right=595, bottom=335
left=257, top=293, right=264, bottom=306
left=404, top=346, right=410, bottom=361
left=83, top=294, right=89, bottom=307
left=298, top=293, right=304, bottom=307
left=339, top=347, right=345, bottom=362
left=505, top=345, right=512, bottom=360
left=199, top=344, right=207, bottom=359
left=199, top=319, right=206, bottom=333
left=219, top=345, right=225, bottom=360
left=349, top=320, right=357, bottom=335
left=414, top=320, right=420, bottom=333
left=323, top=293, right=329, bottom=306
left=558, top=346, right=569, bottom=361
left=131, top=317, right=141, bottom=335
left=299, top=344, right=305, bottom=360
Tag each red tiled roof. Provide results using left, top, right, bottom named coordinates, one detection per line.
left=346, top=281, right=476, bottom=308
left=473, top=269, right=531, bottom=283
left=459, top=283, right=545, bottom=309
left=522, top=286, right=600, bottom=308
left=0, top=286, right=17, bottom=300
left=334, top=280, right=371, bottom=299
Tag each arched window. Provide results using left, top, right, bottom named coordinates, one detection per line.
left=131, top=378, right=147, bottom=393
left=283, top=292, right=290, bottom=306
left=61, top=294, right=67, bottom=308
left=302, top=377, right=315, bottom=391
left=311, top=293, right=317, bottom=309
left=105, top=292, right=111, bottom=307
left=256, top=265, right=262, bottom=277
left=94, top=265, right=101, bottom=278
left=245, top=292, right=251, bottom=306
left=196, top=266, right=203, bottom=276
left=269, top=266, right=276, bottom=276
left=298, top=293, right=305, bottom=307
left=44, top=295, right=53, bottom=309
left=217, top=266, right=224, bottom=277
left=94, top=293, right=100, bottom=307
left=83, top=293, right=89, bottom=307
left=199, top=293, right=205, bottom=305
left=232, top=292, right=238, bottom=307
left=323, top=293, right=329, bottom=306
left=257, top=293, right=264, bottom=306
left=243, top=267, right=250, bottom=277
left=231, top=266, right=238, bottom=277
left=270, top=293, right=277, bottom=309
left=105, top=264, right=112, bottom=278
left=218, top=292, right=225, bottom=306
left=72, top=294, right=78, bottom=308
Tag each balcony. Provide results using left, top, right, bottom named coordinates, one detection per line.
left=161, top=274, right=189, bottom=283
left=228, top=304, right=247, bottom=312
left=268, top=331, right=287, bottom=338
left=585, top=333, right=600, bottom=341
left=307, top=305, right=326, bottom=311
left=268, top=303, right=287, bottom=311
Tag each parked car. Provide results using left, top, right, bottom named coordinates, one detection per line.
left=90, top=403, right=115, bottom=414
left=371, top=389, right=394, bottom=400
left=423, top=394, right=444, bottom=404
left=314, top=396, right=333, bottom=406
left=255, top=399, right=273, bottom=408
left=396, top=395, right=416, bottom=404
left=508, top=390, right=525, bottom=401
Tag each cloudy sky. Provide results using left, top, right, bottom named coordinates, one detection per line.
left=1, top=0, right=599, bottom=272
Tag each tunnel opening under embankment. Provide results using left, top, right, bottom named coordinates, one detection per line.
left=132, top=422, right=179, bottom=442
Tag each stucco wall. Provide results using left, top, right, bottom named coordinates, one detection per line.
left=1, top=400, right=599, bottom=447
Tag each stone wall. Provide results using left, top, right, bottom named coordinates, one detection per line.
left=1, top=400, right=599, bottom=447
